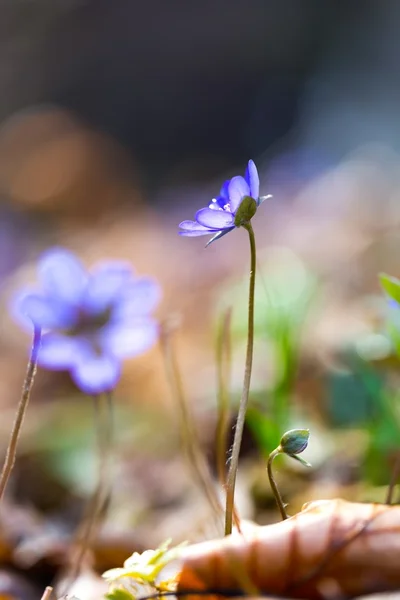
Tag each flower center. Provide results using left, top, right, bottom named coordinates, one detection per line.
left=209, top=198, right=231, bottom=212
left=66, top=307, right=112, bottom=338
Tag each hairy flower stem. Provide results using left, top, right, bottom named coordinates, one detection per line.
left=267, top=448, right=288, bottom=520
left=0, top=325, right=41, bottom=502
left=216, top=309, right=242, bottom=533
left=225, top=223, right=256, bottom=535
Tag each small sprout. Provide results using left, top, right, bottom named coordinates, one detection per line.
left=268, top=429, right=311, bottom=521
left=103, top=540, right=187, bottom=600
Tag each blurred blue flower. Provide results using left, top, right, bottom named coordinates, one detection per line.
left=179, top=160, right=268, bottom=246
left=13, top=248, right=160, bottom=394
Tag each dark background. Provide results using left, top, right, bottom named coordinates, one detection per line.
left=1, top=1, right=392, bottom=189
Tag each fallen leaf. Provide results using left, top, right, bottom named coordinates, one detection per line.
left=178, top=499, right=400, bottom=599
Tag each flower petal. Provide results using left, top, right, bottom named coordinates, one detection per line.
left=38, top=334, right=82, bottom=369
left=228, top=177, right=250, bottom=213
left=257, top=194, right=272, bottom=207
left=208, top=181, right=231, bottom=210
left=72, top=351, right=121, bottom=394
left=219, top=180, right=230, bottom=200
left=39, top=247, right=88, bottom=306
left=179, top=220, right=213, bottom=235
left=13, top=290, right=76, bottom=330
left=245, top=160, right=259, bottom=200
left=101, top=318, right=158, bottom=359
left=205, top=227, right=235, bottom=247
left=113, top=277, right=161, bottom=320
left=84, top=261, right=134, bottom=313
left=179, top=229, right=215, bottom=237
left=195, top=208, right=234, bottom=229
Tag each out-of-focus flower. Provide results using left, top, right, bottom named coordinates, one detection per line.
left=12, top=248, right=160, bottom=394
left=179, top=160, right=269, bottom=246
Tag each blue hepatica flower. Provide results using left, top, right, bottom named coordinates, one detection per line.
left=179, top=160, right=269, bottom=246
left=13, top=248, right=160, bottom=394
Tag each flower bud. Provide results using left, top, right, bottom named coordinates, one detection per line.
left=234, top=196, right=257, bottom=227
left=279, top=429, right=309, bottom=456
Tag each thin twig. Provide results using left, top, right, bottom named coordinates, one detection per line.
left=160, top=320, right=224, bottom=530
left=0, top=325, right=41, bottom=502
left=40, top=586, right=53, bottom=600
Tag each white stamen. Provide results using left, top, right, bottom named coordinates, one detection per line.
left=209, top=198, right=223, bottom=211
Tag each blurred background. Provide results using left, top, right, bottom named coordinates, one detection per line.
left=2, top=1, right=400, bottom=597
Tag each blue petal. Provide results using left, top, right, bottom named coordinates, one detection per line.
left=39, top=247, right=88, bottom=306
left=112, top=277, right=161, bottom=320
left=257, top=194, right=273, bottom=207
left=13, top=290, right=77, bottom=330
left=228, top=177, right=250, bottom=213
left=205, top=227, right=235, bottom=247
left=245, top=160, right=260, bottom=200
left=195, top=208, right=235, bottom=229
left=101, top=318, right=158, bottom=359
left=71, top=350, right=121, bottom=394
left=38, top=333, right=82, bottom=369
left=179, top=220, right=213, bottom=235
left=219, top=180, right=230, bottom=200
left=84, top=261, right=133, bottom=313
left=179, top=230, right=215, bottom=237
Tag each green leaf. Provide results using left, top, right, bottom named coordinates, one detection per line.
left=103, top=540, right=187, bottom=585
left=288, top=453, right=312, bottom=468
left=106, top=589, right=136, bottom=600
left=379, top=273, right=400, bottom=304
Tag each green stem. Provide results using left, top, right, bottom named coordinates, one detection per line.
left=0, top=325, right=41, bottom=502
left=267, top=447, right=288, bottom=520
left=224, top=222, right=256, bottom=535
left=386, top=450, right=400, bottom=504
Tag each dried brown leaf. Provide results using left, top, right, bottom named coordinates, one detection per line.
left=178, top=499, right=400, bottom=599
